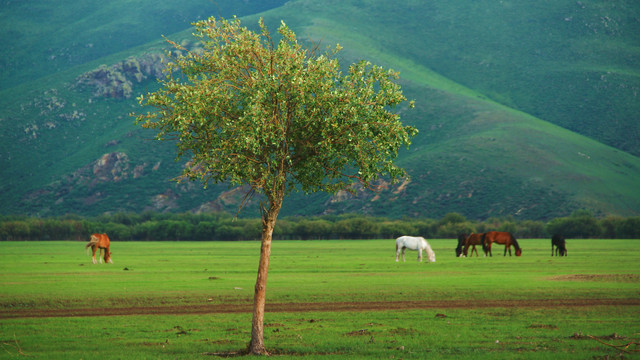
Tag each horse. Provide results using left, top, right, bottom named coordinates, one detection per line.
left=85, top=233, right=113, bottom=264
left=395, top=236, right=436, bottom=263
left=463, top=233, right=486, bottom=257
left=482, top=231, right=522, bottom=256
left=551, top=234, right=567, bottom=256
left=455, top=234, right=466, bottom=257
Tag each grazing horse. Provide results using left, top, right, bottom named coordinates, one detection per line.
left=551, top=234, right=567, bottom=256
left=455, top=234, right=466, bottom=257
left=395, top=236, right=436, bottom=263
left=85, top=233, right=113, bottom=264
left=463, top=233, right=486, bottom=257
left=482, top=231, right=522, bottom=257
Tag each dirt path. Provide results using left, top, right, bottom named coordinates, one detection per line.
left=3, top=298, right=639, bottom=319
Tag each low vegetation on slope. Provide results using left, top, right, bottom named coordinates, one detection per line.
left=1, top=0, right=639, bottom=219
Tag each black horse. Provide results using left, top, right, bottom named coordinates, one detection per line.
left=456, top=234, right=466, bottom=257
left=551, top=234, right=567, bottom=256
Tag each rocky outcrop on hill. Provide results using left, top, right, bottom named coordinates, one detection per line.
left=73, top=39, right=205, bottom=99
left=92, top=152, right=130, bottom=183
left=74, top=53, right=165, bottom=99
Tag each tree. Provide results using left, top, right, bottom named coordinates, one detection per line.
left=135, top=17, right=417, bottom=355
left=546, top=210, right=602, bottom=239
left=439, top=212, right=467, bottom=225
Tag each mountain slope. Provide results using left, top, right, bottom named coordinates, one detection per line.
left=284, top=0, right=640, bottom=156
left=0, top=0, right=288, bottom=90
left=1, top=0, right=639, bottom=220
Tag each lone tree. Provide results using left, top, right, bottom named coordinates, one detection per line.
left=135, top=17, right=417, bottom=355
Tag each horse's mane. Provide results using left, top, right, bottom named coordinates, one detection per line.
left=511, top=235, right=521, bottom=250
left=456, top=234, right=466, bottom=252
left=481, top=233, right=488, bottom=252
left=423, top=240, right=436, bottom=262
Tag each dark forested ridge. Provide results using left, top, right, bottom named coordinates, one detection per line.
left=1, top=0, right=639, bottom=220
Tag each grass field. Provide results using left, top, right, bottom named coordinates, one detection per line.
left=1, top=239, right=639, bottom=359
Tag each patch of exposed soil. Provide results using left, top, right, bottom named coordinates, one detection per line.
left=2, top=298, right=639, bottom=319
left=548, top=274, right=640, bottom=282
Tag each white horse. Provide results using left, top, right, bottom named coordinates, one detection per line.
left=395, top=236, right=436, bottom=263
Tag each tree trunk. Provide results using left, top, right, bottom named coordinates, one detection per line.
left=248, top=197, right=282, bottom=355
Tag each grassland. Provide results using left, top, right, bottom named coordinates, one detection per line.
left=1, top=239, right=639, bottom=359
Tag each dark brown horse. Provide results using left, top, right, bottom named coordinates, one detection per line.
left=85, top=233, right=113, bottom=264
left=551, top=234, right=567, bottom=256
left=456, top=234, right=465, bottom=257
left=482, top=231, right=522, bottom=256
left=463, top=233, right=486, bottom=257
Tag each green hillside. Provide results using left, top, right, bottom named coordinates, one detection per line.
left=0, top=0, right=288, bottom=89
left=1, top=0, right=639, bottom=220
left=293, top=0, right=640, bottom=156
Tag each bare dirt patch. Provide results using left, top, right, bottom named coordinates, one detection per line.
left=2, top=298, right=639, bottom=319
left=548, top=274, right=640, bottom=282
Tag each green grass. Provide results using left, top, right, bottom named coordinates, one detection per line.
left=3, top=307, right=638, bottom=359
left=2, top=239, right=639, bottom=307
left=1, top=239, right=639, bottom=358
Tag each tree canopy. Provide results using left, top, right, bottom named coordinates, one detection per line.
left=136, top=17, right=417, bottom=205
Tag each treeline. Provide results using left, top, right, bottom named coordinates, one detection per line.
left=0, top=210, right=639, bottom=241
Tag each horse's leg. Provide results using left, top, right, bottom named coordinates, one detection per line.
left=472, top=245, right=478, bottom=257
left=418, top=249, right=423, bottom=262
left=402, top=247, right=406, bottom=262
left=104, top=247, right=112, bottom=263
left=92, top=246, right=98, bottom=264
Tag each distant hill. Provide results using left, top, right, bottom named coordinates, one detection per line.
left=0, top=0, right=288, bottom=89
left=1, top=0, right=639, bottom=220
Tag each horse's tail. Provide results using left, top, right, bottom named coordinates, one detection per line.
left=85, top=234, right=99, bottom=252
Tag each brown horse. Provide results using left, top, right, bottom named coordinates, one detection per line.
left=463, top=233, right=486, bottom=257
left=85, top=233, right=113, bottom=264
left=482, top=231, right=522, bottom=256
